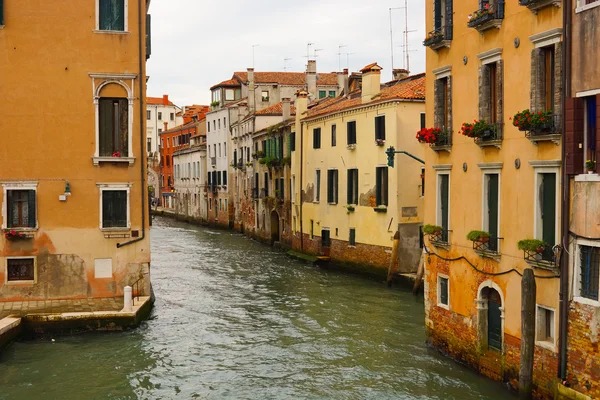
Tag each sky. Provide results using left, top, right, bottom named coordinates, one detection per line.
left=146, top=0, right=426, bottom=107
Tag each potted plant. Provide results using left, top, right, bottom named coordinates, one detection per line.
left=517, top=239, right=548, bottom=254
left=511, top=109, right=553, bottom=133
left=210, top=100, right=220, bottom=108
left=423, top=224, right=443, bottom=235
left=4, top=230, right=28, bottom=240
left=467, top=230, right=490, bottom=243
left=256, top=150, right=265, bottom=158
left=112, top=151, right=122, bottom=158
left=346, top=204, right=355, bottom=213
left=376, top=138, right=385, bottom=146
left=586, top=160, right=596, bottom=174
left=416, top=127, right=449, bottom=145
left=460, top=120, right=495, bottom=140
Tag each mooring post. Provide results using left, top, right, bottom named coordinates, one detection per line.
left=386, top=231, right=400, bottom=287
left=124, top=286, right=133, bottom=312
left=413, top=249, right=426, bottom=295
left=519, top=268, right=536, bottom=400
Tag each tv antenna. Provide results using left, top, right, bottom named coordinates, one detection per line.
left=314, top=48, right=324, bottom=59
left=337, top=45, right=347, bottom=71
left=252, top=44, right=260, bottom=68
left=389, top=7, right=402, bottom=77
left=344, top=52, right=356, bottom=71
left=283, top=58, right=292, bottom=72
left=305, top=42, right=314, bottom=60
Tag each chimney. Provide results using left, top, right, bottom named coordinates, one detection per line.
left=343, top=68, right=349, bottom=95
left=294, top=90, right=309, bottom=135
left=247, top=67, right=255, bottom=113
left=306, top=60, right=317, bottom=98
left=162, top=94, right=169, bottom=106
left=163, top=122, right=168, bottom=131
left=393, top=68, right=409, bottom=80
left=360, top=63, right=383, bottom=104
left=282, top=98, right=291, bottom=121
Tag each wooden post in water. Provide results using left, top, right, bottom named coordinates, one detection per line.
left=413, top=249, right=426, bottom=295
left=519, top=268, right=536, bottom=400
left=386, top=231, right=400, bottom=287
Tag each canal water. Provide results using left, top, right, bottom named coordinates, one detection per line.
left=0, top=217, right=515, bottom=399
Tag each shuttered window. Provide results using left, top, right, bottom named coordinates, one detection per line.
left=99, top=0, right=125, bottom=31
left=217, top=171, right=222, bottom=185
left=347, top=121, right=357, bottom=145
left=264, top=172, right=269, bottom=197
left=580, top=245, right=600, bottom=301
left=439, top=174, right=449, bottom=242
left=375, top=167, right=388, bottom=206
left=223, top=171, right=227, bottom=186
left=0, top=0, right=4, bottom=26
left=327, top=170, right=339, bottom=204
left=99, top=98, right=128, bottom=156
left=102, top=190, right=127, bottom=228
left=438, top=276, right=449, bottom=305
left=347, top=169, right=358, bottom=204
left=420, top=113, right=426, bottom=129
left=349, top=228, right=356, bottom=246
left=7, top=190, right=36, bottom=228
left=486, top=174, right=499, bottom=252
left=331, top=125, right=337, bottom=147
left=313, top=128, right=321, bottom=149
left=290, top=132, right=296, bottom=152
left=315, top=170, right=321, bottom=202
left=375, top=115, right=386, bottom=141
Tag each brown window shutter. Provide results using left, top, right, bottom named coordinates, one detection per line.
left=479, top=65, right=491, bottom=121
left=596, top=94, right=600, bottom=166
left=565, top=97, right=585, bottom=175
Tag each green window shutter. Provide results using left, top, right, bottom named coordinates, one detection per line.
left=28, top=190, right=36, bottom=228
left=440, top=175, right=449, bottom=235
left=329, top=91, right=336, bottom=98
left=541, top=173, right=556, bottom=246
left=6, top=190, right=13, bottom=228
left=99, top=99, right=114, bottom=156
left=434, top=0, right=442, bottom=30
left=487, top=174, right=499, bottom=251
left=376, top=168, right=382, bottom=206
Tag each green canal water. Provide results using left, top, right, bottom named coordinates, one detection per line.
left=0, top=217, right=516, bottom=399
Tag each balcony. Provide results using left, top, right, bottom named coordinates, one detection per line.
left=428, top=229, right=451, bottom=250
left=472, top=236, right=503, bottom=261
left=519, top=0, right=561, bottom=13
left=523, top=114, right=561, bottom=145
left=430, top=132, right=452, bottom=153
left=423, top=25, right=453, bottom=51
left=467, top=1, right=505, bottom=34
left=474, top=123, right=503, bottom=149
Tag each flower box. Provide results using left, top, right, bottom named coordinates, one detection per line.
left=4, top=230, right=34, bottom=241
left=375, top=139, right=385, bottom=146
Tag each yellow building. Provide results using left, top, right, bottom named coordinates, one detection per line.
left=0, top=1, right=151, bottom=300
left=291, top=65, right=426, bottom=275
left=423, top=0, right=563, bottom=396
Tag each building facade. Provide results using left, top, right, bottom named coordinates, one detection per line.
left=423, top=0, right=563, bottom=397
left=159, top=121, right=196, bottom=208
left=0, top=0, right=151, bottom=300
left=292, top=65, right=426, bottom=275
left=146, top=95, right=183, bottom=156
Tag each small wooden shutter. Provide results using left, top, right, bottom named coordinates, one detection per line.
left=565, top=97, right=585, bottom=175
left=487, top=174, right=499, bottom=251
left=541, top=173, right=556, bottom=246
left=6, top=190, right=13, bottom=228
left=28, top=190, right=36, bottom=228
left=99, top=99, right=114, bottom=156
left=445, top=0, right=453, bottom=40
left=440, top=175, right=449, bottom=236
left=347, top=170, right=353, bottom=204
left=434, top=0, right=442, bottom=30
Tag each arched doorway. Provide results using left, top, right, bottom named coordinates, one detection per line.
left=270, top=210, right=280, bottom=245
left=478, top=282, right=504, bottom=351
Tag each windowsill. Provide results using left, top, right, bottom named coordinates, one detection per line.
left=374, top=206, right=387, bottom=213
left=535, top=340, right=557, bottom=352
left=93, top=156, right=135, bottom=166
left=347, top=144, right=356, bottom=150
left=475, top=249, right=501, bottom=262
left=576, top=1, right=600, bottom=13
left=313, top=201, right=320, bottom=204
left=93, top=30, right=130, bottom=35
left=5, top=280, right=35, bottom=286
left=100, top=227, right=130, bottom=232
left=575, top=173, right=600, bottom=182
left=2, top=227, right=38, bottom=233
left=573, top=296, right=600, bottom=307
left=437, top=303, right=450, bottom=310
left=328, top=202, right=338, bottom=205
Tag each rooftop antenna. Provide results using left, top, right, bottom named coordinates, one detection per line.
left=397, top=43, right=417, bottom=72
left=252, top=44, right=260, bottom=69
left=344, top=52, right=356, bottom=72
left=314, top=48, right=324, bottom=59
left=306, top=42, right=314, bottom=60
left=389, top=7, right=402, bottom=79
left=338, top=45, right=347, bottom=71
left=283, top=57, right=292, bottom=72
left=399, top=0, right=416, bottom=71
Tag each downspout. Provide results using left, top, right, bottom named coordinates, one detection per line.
left=118, top=0, right=146, bottom=248
left=300, top=123, right=304, bottom=252
left=558, top=0, right=572, bottom=380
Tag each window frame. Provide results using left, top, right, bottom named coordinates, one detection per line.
left=97, top=183, right=132, bottom=231
left=2, top=182, right=38, bottom=231
left=530, top=163, right=560, bottom=248
left=437, top=273, right=450, bottom=310
left=318, top=90, right=327, bottom=99
left=349, top=228, right=356, bottom=246
left=313, top=128, right=321, bottom=149
left=436, top=170, right=451, bottom=237
left=327, top=169, right=339, bottom=204
left=261, top=91, right=270, bottom=102
left=375, top=166, right=389, bottom=207
left=573, top=240, right=600, bottom=307
left=347, top=168, right=359, bottom=205
left=347, top=121, right=357, bottom=145
left=5, top=257, right=37, bottom=285
left=576, top=0, right=600, bottom=12
left=479, top=166, right=502, bottom=252
left=535, top=304, right=556, bottom=351
left=314, top=170, right=321, bottom=203
left=95, top=0, right=129, bottom=33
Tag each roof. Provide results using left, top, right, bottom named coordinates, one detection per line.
left=360, top=62, right=383, bottom=73
left=233, top=71, right=339, bottom=86
left=182, top=104, right=210, bottom=123
left=210, top=78, right=242, bottom=90
left=306, top=74, right=425, bottom=119
left=255, top=102, right=297, bottom=116
left=147, top=96, right=176, bottom=106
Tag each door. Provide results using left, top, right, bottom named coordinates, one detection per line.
left=487, top=289, right=502, bottom=351
left=487, top=174, right=499, bottom=252
left=321, top=229, right=331, bottom=257
left=541, top=173, right=556, bottom=261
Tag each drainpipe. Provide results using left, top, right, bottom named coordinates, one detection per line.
left=558, top=0, right=572, bottom=381
left=300, top=122, right=304, bottom=252
left=118, top=0, right=146, bottom=249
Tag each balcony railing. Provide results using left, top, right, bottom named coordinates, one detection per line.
left=524, top=114, right=561, bottom=145
left=519, top=0, right=561, bottom=13
left=467, top=1, right=505, bottom=33
left=473, top=236, right=503, bottom=259
left=523, top=246, right=558, bottom=270
left=430, top=132, right=452, bottom=152
left=429, top=229, right=451, bottom=247
left=423, top=25, right=453, bottom=50
left=474, top=123, right=503, bottom=148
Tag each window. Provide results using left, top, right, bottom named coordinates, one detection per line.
left=146, top=110, right=151, bottom=120
left=375, top=167, right=388, bottom=206
left=536, top=172, right=557, bottom=261
left=158, top=112, right=162, bottom=121
left=6, top=258, right=35, bottom=283
left=483, top=173, right=499, bottom=252
left=219, top=144, right=221, bottom=157
left=310, top=220, right=314, bottom=239
left=437, top=275, right=449, bottom=308
left=261, top=91, right=269, bottom=102
left=213, top=121, right=216, bottom=131
left=536, top=305, right=555, bottom=345
left=437, top=173, right=450, bottom=242
left=420, top=112, right=426, bottom=129
left=264, top=172, right=269, bottom=197
left=223, top=171, right=227, bottom=186
left=218, top=119, right=221, bottom=129
left=98, top=0, right=126, bottom=31
left=217, top=171, right=222, bottom=185
left=434, top=77, right=451, bottom=130
left=0, top=0, right=4, bottom=26
left=292, top=175, right=296, bottom=203
left=319, top=90, right=327, bottom=99
left=147, top=137, right=152, bottom=153
left=5, top=189, right=36, bottom=228
left=347, top=169, right=358, bottom=205
left=225, top=89, right=235, bottom=101
left=313, top=128, right=321, bottom=149
left=170, top=113, right=175, bottom=121
left=100, top=188, right=129, bottom=229
left=329, top=90, right=336, bottom=98
left=347, top=121, right=357, bottom=145
left=207, top=121, right=210, bottom=133
left=543, top=47, right=555, bottom=111
left=314, top=170, right=321, bottom=202
left=99, top=98, right=128, bottom=157
left=290, top=132, right=296, bottom=151
left=375, top=115, right=386, bottom=141
left=321, top=229, right=331, bottom=247
left=583, top=96, right=597, bottom=171
left=331, top=125, right=337, bottom=147
left=579, top=245, right=600, bottom=301
left=349, top=228, right=356, bottom=246
left=327, top=170, right=339, bottom=204
left=421, top=167, right=425, bottom=197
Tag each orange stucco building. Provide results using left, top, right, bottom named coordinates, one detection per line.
left=0, top=1, right=152, bottom=300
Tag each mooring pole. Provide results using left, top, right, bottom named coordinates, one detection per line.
left=519, top=268, right=536, bottom=399
left=386, top=231, right=400, bottom=287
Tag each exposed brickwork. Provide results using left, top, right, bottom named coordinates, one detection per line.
left=425, top=256, right=559, bottom=399
left=566, top=301, right=600, bottom=399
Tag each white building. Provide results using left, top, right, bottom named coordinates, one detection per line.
left=146, top=95, right=183, bottom=156
left=172, top=133, right=208, bottom=221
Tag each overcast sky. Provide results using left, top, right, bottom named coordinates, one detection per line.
left=146, top=0, right=426, bottom=107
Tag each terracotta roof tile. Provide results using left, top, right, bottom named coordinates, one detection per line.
left=147, top=96, right=175, bottom=106
left=233, top=71, right=338, bottom=86
left=255, top=102, right=297, bottom=116
left=181, top=104, right=210, bottom=123
left=307, top=74, right=425, bottom=119
left=360, top=62, right=382, bottom=73
left=210, top=78, right=242, bottom=90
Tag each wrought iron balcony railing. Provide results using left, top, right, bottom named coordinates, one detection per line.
left=467, top=1, right=505, bottom=32
left=423, top=25, right=453, bottom=50
left=474, top=123, right=503, bottom=148
left=472, top=236, right=503, bottom=254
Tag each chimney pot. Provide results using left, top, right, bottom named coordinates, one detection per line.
left=343, top=68, right=348, bottom=75
left=392, top=68, right=409, bottom=80
left=162, top=95, right=169, bottom=106
left=282, top=98, right=291, bottom=121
